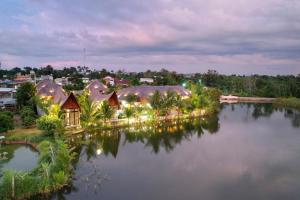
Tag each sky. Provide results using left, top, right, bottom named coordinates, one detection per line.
left=0, top=0, right=300, bottom=75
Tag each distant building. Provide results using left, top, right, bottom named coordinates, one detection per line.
left=85, top=80, right=119, bottom=108
left=55, top=77, right=69, bottom=86
left=118, top=85, right=191, bottom=104
left=40, top=75, right=53, bottom=81
left=81, top=77, right=90, bottom=84
left=14, top=73, right=32, bottom=82
left=139, top=78, right=154, bottom=84
left=0, top=88, right=16, bottom=110
left=114, top=78, right=130, bottom=87
left=103, top=76, right=115, bottom=86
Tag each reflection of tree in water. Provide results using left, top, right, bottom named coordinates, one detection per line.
left=123, top=116, right=220, bottom=154
left=252, top=103, right=275, bottom=119
left=284, top=109, right=300, bottom=128
left=221, top=103, right=300, bottom=128
left=82, top=132, right=121, bottom=160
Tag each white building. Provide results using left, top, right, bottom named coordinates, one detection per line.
left=139, top=78, right=154, bottom=84
left=103, top=76, right=115, bottom=86
left=55, top=77, right=69, bottom=86
left=0, top=88, right=16, bottom=110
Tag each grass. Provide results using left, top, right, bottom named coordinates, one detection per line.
left=274, top=98, right=300, bottom=110
left=3, top=128, right=46, bottom=143
left=0, top=140, right=76, bottom=200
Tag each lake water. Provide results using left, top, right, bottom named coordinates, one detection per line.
left=0, top=145, right=39, bottom=172
left=51, top=103, right=299, bottom=200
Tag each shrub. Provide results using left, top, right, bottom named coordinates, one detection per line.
left=20, top=106, right=36, bottom=128
left=36, top=115, right=62, bottom=136
left=0, top=112, right=14, bottom=133
left=0, top=140, right=76, bottom=200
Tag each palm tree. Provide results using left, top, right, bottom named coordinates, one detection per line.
left=149, top=90, right=162, bottom=117
left=124, top=107, right=135, bottom=124
left=78, top=92, right=102, bottom=127
left=100, top=100, right=115, bottom=124
left=125, top=93, right=139, bottom=106
left=174, top=94, right=184, bottom=119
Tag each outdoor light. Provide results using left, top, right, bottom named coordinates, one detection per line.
left=96, top=148, right=102, bottom=155
left=182, top=83, right=187, bottom=87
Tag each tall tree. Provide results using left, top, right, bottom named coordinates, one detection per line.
left=16, top=82, right=36, bottom=109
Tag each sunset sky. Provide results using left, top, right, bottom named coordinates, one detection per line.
left=0, top=0, right=300, bottom=75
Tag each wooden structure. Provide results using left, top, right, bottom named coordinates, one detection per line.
left=61, top=93, right=81, bottom=127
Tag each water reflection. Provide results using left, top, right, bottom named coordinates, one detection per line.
left=51, top=103, right=300, bottom=200
left=80, top=115, right=220, bottom=158
left=0, top=145, right=38, bottom=172
left=225, top=103, right=300, bottom=128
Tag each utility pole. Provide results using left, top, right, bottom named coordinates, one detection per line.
left=83, top=48, right=86, bottom=67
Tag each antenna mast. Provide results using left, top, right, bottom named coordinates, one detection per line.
left=83, top=48, right=86, bottom=67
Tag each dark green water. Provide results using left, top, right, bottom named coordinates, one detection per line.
left=52, top=103, right=299, bottom=200
left=0, top=145, right=39, bottom=172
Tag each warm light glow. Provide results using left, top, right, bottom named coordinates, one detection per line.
left=97, top=148, right=102, bottom=155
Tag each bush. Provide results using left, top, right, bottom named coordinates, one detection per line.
left=0, top=112, right=14, bottom=133
left=20, top=106, right=36, bottom=128
left=0, top=140, right=76, bottom=200
left=36, top=115, right=62, bottom=136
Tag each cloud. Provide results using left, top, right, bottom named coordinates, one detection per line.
left=0, top=0, right=300, bottom=74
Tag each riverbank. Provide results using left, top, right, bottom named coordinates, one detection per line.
left=220, top=95, right=275, bottom=103
left=0, top=132, right=76, bottom=200
left=274, top=98, right=300, bottom=110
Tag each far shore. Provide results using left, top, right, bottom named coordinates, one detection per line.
left=220, top=95, right=275, bottom=103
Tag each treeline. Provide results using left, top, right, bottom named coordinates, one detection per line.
left=1, top=66, right=299, bottom=97
left=192, top=70, right=300, bottom=98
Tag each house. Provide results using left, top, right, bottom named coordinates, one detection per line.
left=118, top=85, right=191, bottom=104
left=139, top=78, right=154, bottom=84
left=0, top=88, right=16, bottom=110
left=14, top=73, right=33, bottom=82
left=36, top=80, right=81, bottom=128
left=114, top=78, right=130, bottom=87
left=55, top=77, right=69, bottom=86
left=85, top=80, right=119, bottom=108
left=81, top=77, right=90, bottom=84
left=85, top=79, right=108, bottom=94
left=103, top=76, right=115, bottom=86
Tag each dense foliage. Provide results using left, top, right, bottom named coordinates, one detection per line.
left=16, top=82, right=36, bottom=109
left=0, top=140, right=76, bottom=200
left=274, top=98, right=300, bottom=110
left=0, top=111, right=14, bottom=133
left=20, top=106, right=37, bottom=128
left=193, top=70, right=300, bottom=98
left=36, top=105, right=63, bottom=136
left=2, top=66, right=299, bottom=98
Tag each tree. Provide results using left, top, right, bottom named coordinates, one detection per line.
left=150, top=91, right=162, bottom=111
left=125, top=93, right=139, bottom=105
left=20, top=106, right=36, bottom=128
left=37, top=104, right=63, bottom=136
left=16, top=82, right=36, bottom=109
left=0, top=112, right=14, bottom=133
left=124, top=107, right=135, bottom=124
left=100, top=100, right=115, bottom=123
left=78, top=92, right=102, bottom=127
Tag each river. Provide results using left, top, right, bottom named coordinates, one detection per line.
left=49, top=103, right=299, bottom=199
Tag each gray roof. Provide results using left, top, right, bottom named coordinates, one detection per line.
left=85, top=80, right=107, bottom=93
left=118, top=85, right=191, bottom=101
left=36, top=80, right=67, bottom=105
left=89, top=91, right=116, bottom=103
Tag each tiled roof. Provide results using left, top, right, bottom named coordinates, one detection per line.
left=85, top=79, right=107, bottom=93
left=36, top=80, right=68, bottom=105
left=89, top=91, right=117, bottom=102
left=118, top=85, right=191, bottom=101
